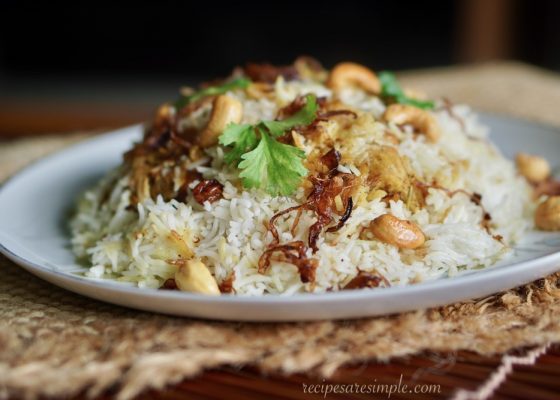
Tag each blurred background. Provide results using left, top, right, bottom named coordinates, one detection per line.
left=1, top=0, right=559, bottom=137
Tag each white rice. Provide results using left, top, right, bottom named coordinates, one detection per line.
left=70, top=79, right=534, bottom=295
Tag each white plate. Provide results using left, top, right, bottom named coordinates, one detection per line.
left=2, top=114, right=560, bottom=321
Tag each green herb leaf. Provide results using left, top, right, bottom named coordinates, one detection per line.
left=219, top=94, right=318, bottom=195
left=400, top=97, right=435, bottom=109
left=238, top=129, right=307, bottom=196
left=379, top=71, right=434, bottom=110
left=218, top=124, right=257, bottom=165
left=379, top=71, right=403, bottom=99
left=174, top=77, right=251, bottom=110
left=262, top=94, right=318, bottom=137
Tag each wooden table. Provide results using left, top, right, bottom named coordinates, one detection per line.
left=3, top=62, right=560, bottom=399
left=89, top=347, right=559, bottom=399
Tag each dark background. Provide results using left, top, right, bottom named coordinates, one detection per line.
left=1, top=0, right=559, bottom=136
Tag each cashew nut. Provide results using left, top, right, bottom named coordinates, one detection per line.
left=327, top=62, right=381, bottom=94
left=383, top=104, right=440, bottom=142
left=174, top=258, right=220, bottom=295
left=198, top=95, right=243, bottom=148
left=246, top=82, right=274, bottom=100
left=535, top=196, right=560, bottom=231
left=369, top=214, right=425, bottom=249
left=516, top=153, right=550, bottom=183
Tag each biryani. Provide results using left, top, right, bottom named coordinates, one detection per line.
left=70, top=58, right=558, bottom=296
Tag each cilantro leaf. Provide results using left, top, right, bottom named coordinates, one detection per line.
left=218, top=124, right=257, bottom=165
left=379, top=71, right=434, bottom=110
left=379, top=71, right=403, bottom=99
left=174, top=77, right=251, bottom=110
left=401, top=97, right=436, bottom=109
left=238, top=129, right=307, bottom=196
left=262, top=94, right=318, bottom=137
left=219, top=94, right=318, bottom=195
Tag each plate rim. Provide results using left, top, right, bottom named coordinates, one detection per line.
left=1, top=114, right=560, bottom=317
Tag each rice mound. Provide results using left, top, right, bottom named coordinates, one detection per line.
left=70, top=63, right=534, bottom=295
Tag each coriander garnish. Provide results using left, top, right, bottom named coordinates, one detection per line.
left=219, top=94, right=318, bottom=196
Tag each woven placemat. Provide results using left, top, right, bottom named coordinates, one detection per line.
left=2, top=62, right=560, bottom=400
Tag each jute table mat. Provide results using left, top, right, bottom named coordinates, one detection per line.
left=2, top=62, right=560, bottom=400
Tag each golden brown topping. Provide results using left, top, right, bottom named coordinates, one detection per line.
left=267, top=172, right=357, bottom=252
left=368, top=146, right=409, bottom=192
left=174, top=258, right=220, bottom=295
left=535, top=196, right=560, bottom=231
left=192, top=179, right=224, bottom=204
left=291, top=131, right=306, bottom=149
left=218, top=272, right=236, bottom=294
left=261, top=149, right=358, bottom=281
left=516, top=153, right=551, bottom=183
left=188, top=145, right=204, bottom=162
left=367, top=146, right=423, bottom=211
left=368, top=214, right=425, bottom=249
left=244, top=62, right=299, bottom=83
left=246, top=82, right=275, bottom=100
left=154, top=103, right=174, bottom=128
left=327, top=62, right=381, bottom=94
left=319, top=148, right=341, bottom=171
left=326, top=197, right=353, bottom=233
left=135, top=106, right=179, bottom=154
left=307, top=174, right=358, bottom=251
left=177, top=95, right=214, bottom=119
left=258, top=241, right=318, bottom=284
left=384, top=131, right=400, bottom=145
left=294, top=56, right=328, bottom=82
left=276, top=95, right=309, bottom=119
left=161, top=278, right=178, bottom=290
left=319, top=109, right=358, bottom=120
left=383, top=104, right=440, bottom=142
left=198, top=95, right=243, bottom=148
left=343, top=271, right=390, bottom=290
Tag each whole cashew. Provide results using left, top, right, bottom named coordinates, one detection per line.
left=198, top=95, right=243, bottom=148
left=327, top=62, right=381, bottom=94
left=535, top=196, right=560, bottom=231
left=516, top=153, right=550, bottom=183
left=174, top=258, right=221, bottom=295
left=383, top=104, right=441, bottom=142
left=246, top=82, right=274, bottom=100
left=368, top=214, right=425, bottom=249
